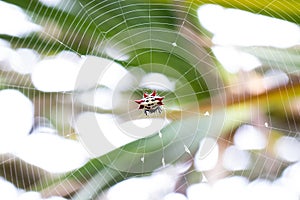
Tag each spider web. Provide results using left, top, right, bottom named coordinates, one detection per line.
left=0, top=0, right=299, bottom=199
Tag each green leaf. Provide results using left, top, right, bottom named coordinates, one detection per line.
left=101, top=27, right=215, bottom=102
left=1, top=0, right=99, bottom=53
left=1, top=0, right=177, bottom=55
left=1, top=0, right=212, bottom=103
left=36, top=105, right=251, bottom=199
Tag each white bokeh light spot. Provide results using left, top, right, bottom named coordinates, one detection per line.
left=10, top=48, right=39, bottom=74
left=194, top=137, right=219, bottom=171
left=275, top=136, right=300, bottom=162
left=0, top=89, right=33, bottom=154
left=263, top=69, right=289, bottom=90
left=39, top=0, right=62, bottom=7
left=163, top=193, right=187, bottom=200
left=0, top=1, right=41, bottom=37
left=234, top=125, right=267, bottom=150
left=198, top=4, right=300, bottom=48
left=0, top=46, right=15, bottom=71
left=0, top=177, right=19, bottom=200
left=212, top=46, right=261, bottom=73
left=12, top=132, right=89, bottom=173
left=213, top=176, right=248, bottom=200
left=32, top=53, right=82, bottom=92
left=222, top=145, right=251, bottom=171
left=187, top=183, right=214, bottom=200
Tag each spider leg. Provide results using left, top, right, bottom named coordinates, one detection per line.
left=158, top=106, right=162, bottom=113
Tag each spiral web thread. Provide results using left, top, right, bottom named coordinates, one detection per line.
left=0, top=0, right=299, bottom=199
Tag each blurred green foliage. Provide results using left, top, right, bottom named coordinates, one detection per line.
left=1, top=0, right=300, bottom=199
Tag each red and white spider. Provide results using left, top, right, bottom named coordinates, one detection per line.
left=134, top=90, right=164, bottom=115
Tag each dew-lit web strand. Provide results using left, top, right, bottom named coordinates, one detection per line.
left=249, top=94, right=268, bottom=177
left=162, top=50, right=219, bottom=100
left=115, top=0, right=143, bottom=66
left=54, top=1, right=114, bottom=142
left=1, top=0, right=67, bottom=184
left=120, top=139, right=146, bottom=178
left=59, top=2, right=88, bottom=48
left=101, top=0, right=144, bottom=65
left=263, top=153, right=282, bottom=180
left=193, top=134, right=283, bottom=182
left=163, top=67, right=219, bottom=102
left=149, top=1, right=154, bottom=83
left=163, top=118, right=197, bottom=192
left=166, top=69, right=298, bottom=106
left=109, top=3, right=176, bottom=103
left=160, top=4, right=215, bottom=94
left=19, top=161, right=27, bottom=190
left=270, top=85, right=294, bottom=133
left=31, top=1, right=81, bottom=56
left=4, top=0, right=298, bottom=196
left=234, top=122, right=289, bottom=180
left=73, top=164, right=124, bottom=199
left=121, top=29, right=218, bottom=103
left=2, top=0, right=157, bottom=194
left=123, top=0, right=299, bottom=189
left=68, top=0, right=147, bottom=192
left=226, top=116, right=300, bottom=137
left=9, top=0, right=41, bottom=58
left=12, top=39, right=294, bottom=191
left=28, top=0, right=300, bottom=136
left=97, top=1, right=220, bottom=172
left=106, top=3, right=210, bottom=101
left=99, top=10, right=192, bottom=174
left=247, top=15, right=300, bottom=141
left=162, top=23, right=300, bottom=188
left=239, top=4, right=300, bottom=176
left=0, top=157, right=18, bottom=166
left=78, top=2, right=154, bottom=98
left=76, top=0, right=109, bottom=52
left=10, top=0, right=87, bottom=193
left=250, top=42, right=299, bottom=137
left=59, top=1, right=92, bottom=50
left=155, top=18, right=202, bottom=167
left=255, top=0, right=293, bottom=20
left=59, top=114, right=127, bottom=198
left=31, top=1, right=91, bottom=57
left=140, top=132, right=147, bottom=172
left=118, top=43, right=216, bottom=107
left=109, top=28, right=213, bottom=104
left=162, top=1, right=193, bottom=72
left=106, top=14, right=179, bottom=114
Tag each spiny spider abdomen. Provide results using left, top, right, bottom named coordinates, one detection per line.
left=134, top=90, right=164, bottom=115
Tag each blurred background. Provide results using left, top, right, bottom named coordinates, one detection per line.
left=0, top=0, right=300, bottom=199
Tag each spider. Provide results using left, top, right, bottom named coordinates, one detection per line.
left=134, top=90, right=164, bottom=115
